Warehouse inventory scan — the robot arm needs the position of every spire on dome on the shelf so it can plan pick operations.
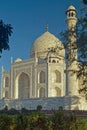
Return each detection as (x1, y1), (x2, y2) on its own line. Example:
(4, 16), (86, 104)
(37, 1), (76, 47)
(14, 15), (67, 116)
(46, 23), (48, 32)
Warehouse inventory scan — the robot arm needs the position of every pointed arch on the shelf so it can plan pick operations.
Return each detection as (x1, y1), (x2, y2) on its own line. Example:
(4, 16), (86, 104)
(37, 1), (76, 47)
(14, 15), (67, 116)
(18, 72), (30, 99)
(5, 77), (9, 87)
(55, 87), (61, 96)
(39, 87), (45, 98)
(5, 91), (9, 98)
(55, 70), (61, 83)
(39, 71), (45, 83)
(52, 70), (61, 83)
(51, 87), (61, 97)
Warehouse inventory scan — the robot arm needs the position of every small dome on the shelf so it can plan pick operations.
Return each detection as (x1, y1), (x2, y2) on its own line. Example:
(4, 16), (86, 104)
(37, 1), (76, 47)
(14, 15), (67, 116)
(68, 5), (76, 10)
(15, 58), (22, 63)
(66, 5), (77, 12)
(30, 31), (64, 59)
(66, 5), (77, 16)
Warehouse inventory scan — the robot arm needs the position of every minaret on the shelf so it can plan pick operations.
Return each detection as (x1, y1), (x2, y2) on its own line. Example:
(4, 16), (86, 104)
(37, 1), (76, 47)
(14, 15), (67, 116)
(66, 5), (79, 96)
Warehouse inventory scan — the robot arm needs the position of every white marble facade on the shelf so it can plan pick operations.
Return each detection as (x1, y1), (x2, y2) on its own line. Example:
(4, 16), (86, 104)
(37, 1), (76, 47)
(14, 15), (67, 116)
(1, 5), (87, 110)
(2, 31), (66, 100)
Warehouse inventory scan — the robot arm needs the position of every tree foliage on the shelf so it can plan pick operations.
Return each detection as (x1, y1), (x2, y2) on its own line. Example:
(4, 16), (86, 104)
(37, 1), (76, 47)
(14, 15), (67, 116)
(28, 112), (52, 130)
(14, 113), (29, 130)
(76, 3), (87, 97)
(0, 20), (13, 57)
(0, 114), (14, 130)
(82, 0), (87, 5)
(0, 111), (87, 130)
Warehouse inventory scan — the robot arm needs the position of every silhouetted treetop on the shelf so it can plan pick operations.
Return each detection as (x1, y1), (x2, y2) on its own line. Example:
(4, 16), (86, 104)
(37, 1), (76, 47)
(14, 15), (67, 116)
(0, 20), (13, 57)
(82, 0), (87, 5)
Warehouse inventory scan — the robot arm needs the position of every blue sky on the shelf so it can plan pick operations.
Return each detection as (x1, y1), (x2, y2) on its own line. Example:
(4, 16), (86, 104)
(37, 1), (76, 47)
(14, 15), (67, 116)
(0, 0), (82, 74)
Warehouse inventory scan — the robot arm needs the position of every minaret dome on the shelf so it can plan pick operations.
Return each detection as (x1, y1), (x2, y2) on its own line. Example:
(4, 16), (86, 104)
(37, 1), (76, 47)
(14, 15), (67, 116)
(66, 5), (77, 18)
(66, 5), (77, 30)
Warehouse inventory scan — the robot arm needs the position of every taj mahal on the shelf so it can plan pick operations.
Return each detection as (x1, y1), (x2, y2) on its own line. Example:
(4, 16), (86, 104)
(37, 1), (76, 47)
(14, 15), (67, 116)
(1, 5), (87, 110)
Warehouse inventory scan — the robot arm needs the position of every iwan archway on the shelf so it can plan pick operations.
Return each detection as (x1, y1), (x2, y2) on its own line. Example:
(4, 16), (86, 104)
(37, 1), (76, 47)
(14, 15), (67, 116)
(15, 72), (30, 99)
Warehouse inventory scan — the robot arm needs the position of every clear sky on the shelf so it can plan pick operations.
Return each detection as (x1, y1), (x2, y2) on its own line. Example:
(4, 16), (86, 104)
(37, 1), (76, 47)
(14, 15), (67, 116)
(0, 0), (82, 76)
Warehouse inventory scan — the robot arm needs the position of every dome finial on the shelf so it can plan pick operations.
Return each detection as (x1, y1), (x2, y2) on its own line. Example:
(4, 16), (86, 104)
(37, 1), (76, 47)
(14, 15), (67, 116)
(46, 23), (48, 32)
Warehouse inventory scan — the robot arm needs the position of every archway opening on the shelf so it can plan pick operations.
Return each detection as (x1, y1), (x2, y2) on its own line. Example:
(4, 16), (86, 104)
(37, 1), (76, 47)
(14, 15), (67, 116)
(39, 87), (45, 98)
(18, 72), (30, 99)
(51, 87), (61, 97)
(39, 71), (45, 83)
(52, 70), (61, 83)
(5, 77), (9, 87)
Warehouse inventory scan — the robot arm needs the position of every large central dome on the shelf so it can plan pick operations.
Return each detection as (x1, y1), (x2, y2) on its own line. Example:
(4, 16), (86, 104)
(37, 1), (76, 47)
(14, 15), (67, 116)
(30, 31), (64, 59)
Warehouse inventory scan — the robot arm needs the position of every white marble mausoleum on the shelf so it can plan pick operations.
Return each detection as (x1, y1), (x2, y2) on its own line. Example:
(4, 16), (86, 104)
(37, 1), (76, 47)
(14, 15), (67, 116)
(1, 5), (87, 110)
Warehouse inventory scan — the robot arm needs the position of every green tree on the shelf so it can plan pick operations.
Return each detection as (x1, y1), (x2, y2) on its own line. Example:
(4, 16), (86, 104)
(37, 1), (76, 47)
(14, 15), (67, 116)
(50, 110), (87, 130)
(28, 112), (52, 130)
(76, 0), (87, 98)
(0, 114), (14, 130)
(0, 20), (13, 57)
(82, 0), (87, 5)
(37, 105), (42, 111)
(14, 113), (29, 130)
(51, 110), (70, 130)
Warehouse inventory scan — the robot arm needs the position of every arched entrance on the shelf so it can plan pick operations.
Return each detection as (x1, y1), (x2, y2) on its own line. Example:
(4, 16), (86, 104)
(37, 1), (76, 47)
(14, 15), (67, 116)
(51, 87), (61, 97)
(18, 72), (30, 99)
(39, 87), (45, 98)
(52, 70), (61, 83)
(39, 71), (45, 83)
